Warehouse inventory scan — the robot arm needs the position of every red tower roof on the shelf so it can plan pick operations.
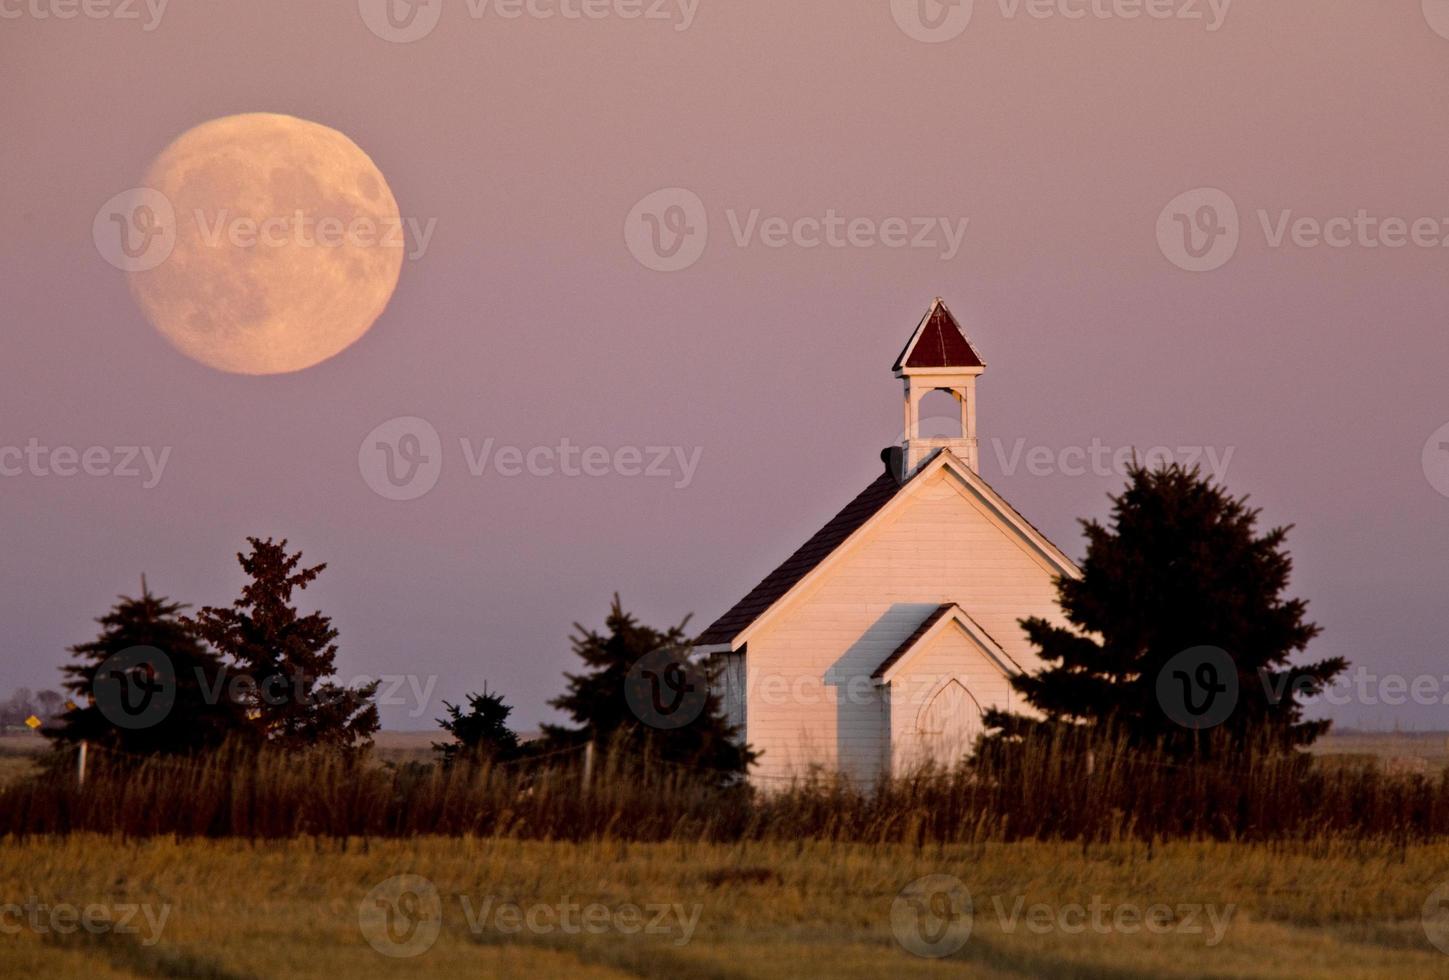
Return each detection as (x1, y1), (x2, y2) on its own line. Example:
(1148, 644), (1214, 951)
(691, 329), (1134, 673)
(893, 299), (985, 371)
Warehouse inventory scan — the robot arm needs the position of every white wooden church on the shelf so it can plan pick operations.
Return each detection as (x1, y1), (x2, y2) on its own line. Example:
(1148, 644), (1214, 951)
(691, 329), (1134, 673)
(695, 299), (1080, 784)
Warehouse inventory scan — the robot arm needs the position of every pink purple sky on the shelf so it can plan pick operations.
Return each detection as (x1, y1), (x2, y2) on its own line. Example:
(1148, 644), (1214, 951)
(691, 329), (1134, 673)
(2, 1), (1447, 729)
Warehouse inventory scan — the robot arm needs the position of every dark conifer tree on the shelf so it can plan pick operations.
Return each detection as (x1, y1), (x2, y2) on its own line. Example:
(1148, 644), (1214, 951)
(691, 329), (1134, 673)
(434, 686), (520, 766)
(188, 538), (379, 751)
(47, 582), (243, 755)
(985, 464), (1344, 758)
(542, 597), (756, 777)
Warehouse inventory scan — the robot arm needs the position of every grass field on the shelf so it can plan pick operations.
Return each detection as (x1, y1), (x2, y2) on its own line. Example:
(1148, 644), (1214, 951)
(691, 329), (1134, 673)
(7, 727), (1448, 781)
(0, 732), (44, 786)
(5, 730), (1449, 977)
(0, 730), (451, 787)
(3, 836), (1449, 978)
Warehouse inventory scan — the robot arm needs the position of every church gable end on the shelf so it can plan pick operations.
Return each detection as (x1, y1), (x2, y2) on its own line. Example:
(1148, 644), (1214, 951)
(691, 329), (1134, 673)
(694, 299), (1078, 783)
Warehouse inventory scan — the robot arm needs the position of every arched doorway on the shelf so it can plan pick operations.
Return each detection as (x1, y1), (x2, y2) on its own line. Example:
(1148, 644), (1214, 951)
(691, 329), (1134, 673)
(916, 680), (983, 769)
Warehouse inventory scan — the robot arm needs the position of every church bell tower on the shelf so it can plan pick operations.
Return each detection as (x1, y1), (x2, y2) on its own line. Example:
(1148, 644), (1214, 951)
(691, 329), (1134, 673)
(892, 298), (986, 480)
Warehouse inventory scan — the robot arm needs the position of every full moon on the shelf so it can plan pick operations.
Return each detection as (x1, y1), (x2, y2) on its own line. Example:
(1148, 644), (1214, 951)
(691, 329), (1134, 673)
(129, 113), (404, 375)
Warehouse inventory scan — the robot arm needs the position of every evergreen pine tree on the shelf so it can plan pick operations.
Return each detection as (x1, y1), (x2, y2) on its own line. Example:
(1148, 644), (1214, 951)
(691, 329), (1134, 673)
(433, 686), (520, 766)
(47, 581), (243, 756)
(541, 597), (756, 777)
(188, 538), (379, 751)
(984, 464), (1344, 758)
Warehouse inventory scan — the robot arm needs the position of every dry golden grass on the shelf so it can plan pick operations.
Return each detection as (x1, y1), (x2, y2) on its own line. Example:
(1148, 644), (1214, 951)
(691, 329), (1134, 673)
(5, 732), (1449, 976)
(1, 836), (1448, 978)
(9, 731), (1449, 843)
(0, 732), (43, 788)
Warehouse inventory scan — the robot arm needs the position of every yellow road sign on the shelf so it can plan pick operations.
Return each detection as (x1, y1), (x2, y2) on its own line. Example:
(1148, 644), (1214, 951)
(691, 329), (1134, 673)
(24, 715), (42, 730)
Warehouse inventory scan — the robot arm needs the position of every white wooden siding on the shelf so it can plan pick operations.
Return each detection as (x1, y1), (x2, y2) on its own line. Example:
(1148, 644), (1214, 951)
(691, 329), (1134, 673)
(741, 466), (1068, 784)
(885, 623), (1013, 776)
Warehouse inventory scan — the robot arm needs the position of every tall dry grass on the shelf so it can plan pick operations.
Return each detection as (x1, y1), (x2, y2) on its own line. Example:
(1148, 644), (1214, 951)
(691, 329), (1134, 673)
(3, 733), (1446, 843)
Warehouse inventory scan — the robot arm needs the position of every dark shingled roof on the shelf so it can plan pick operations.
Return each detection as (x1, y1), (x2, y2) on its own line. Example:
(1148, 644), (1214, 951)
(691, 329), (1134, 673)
(893, 302), (984, 371)
(695, 469), (905, 646)
(693, 445), (1073, 653)
(871, 604), (956, 679)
